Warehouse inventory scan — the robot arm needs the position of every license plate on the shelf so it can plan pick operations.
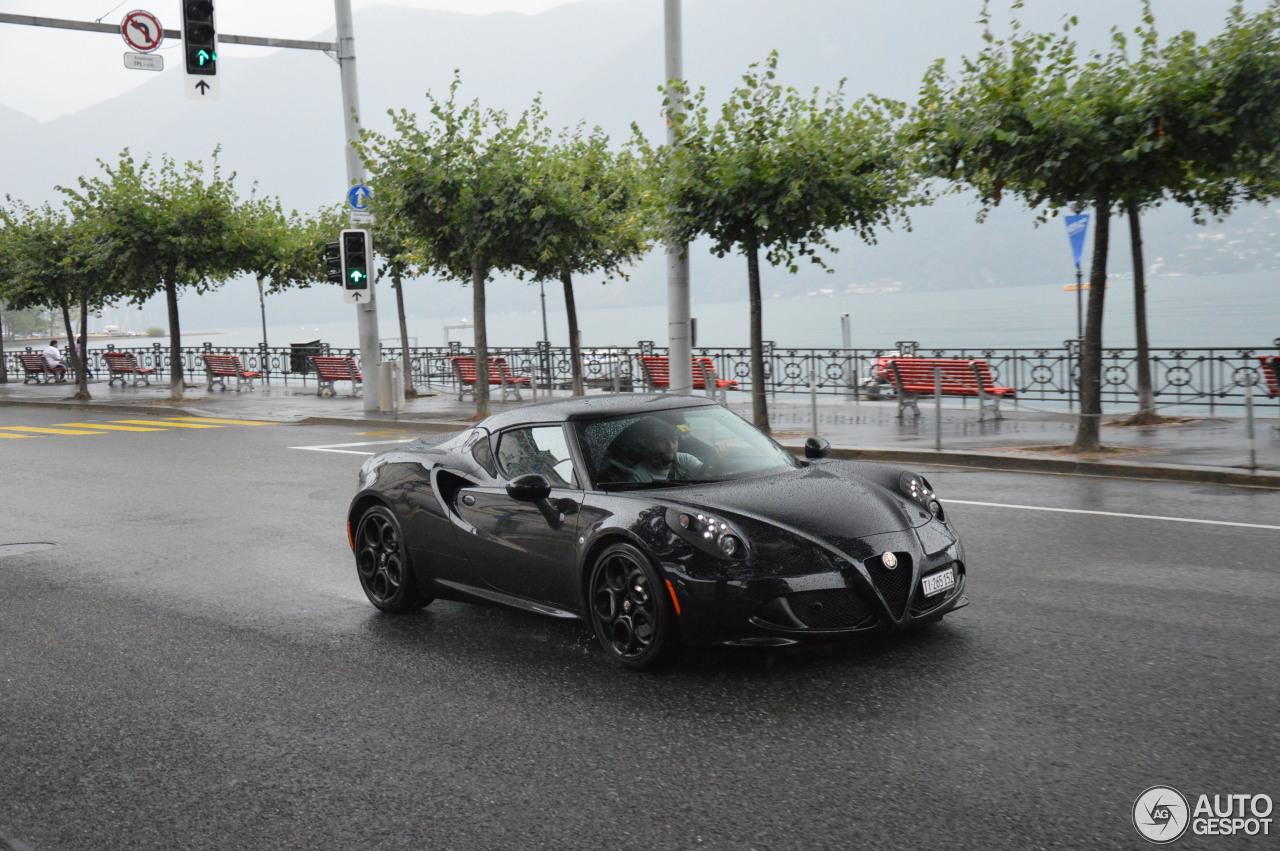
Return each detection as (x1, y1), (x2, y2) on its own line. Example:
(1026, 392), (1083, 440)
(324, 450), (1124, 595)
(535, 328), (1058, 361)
(921, 567), (955, 597)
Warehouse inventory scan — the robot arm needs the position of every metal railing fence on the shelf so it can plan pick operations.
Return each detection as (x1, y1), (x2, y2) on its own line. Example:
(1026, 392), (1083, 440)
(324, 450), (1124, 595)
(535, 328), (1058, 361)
(5, 338), (1278, 413)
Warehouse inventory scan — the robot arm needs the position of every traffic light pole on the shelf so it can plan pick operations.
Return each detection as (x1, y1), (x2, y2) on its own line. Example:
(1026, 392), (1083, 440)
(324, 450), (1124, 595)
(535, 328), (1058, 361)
(334, 0), (381, 413)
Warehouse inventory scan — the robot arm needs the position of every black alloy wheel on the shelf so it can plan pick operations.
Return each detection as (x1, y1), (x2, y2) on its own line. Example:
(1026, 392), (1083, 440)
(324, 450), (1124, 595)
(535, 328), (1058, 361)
(354, 506), (431, 613)
(588, 542), (676, 670)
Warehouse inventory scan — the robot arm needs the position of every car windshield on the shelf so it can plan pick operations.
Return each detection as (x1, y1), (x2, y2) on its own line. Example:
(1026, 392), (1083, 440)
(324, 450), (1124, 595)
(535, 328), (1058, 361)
(576, 405), (801, 489)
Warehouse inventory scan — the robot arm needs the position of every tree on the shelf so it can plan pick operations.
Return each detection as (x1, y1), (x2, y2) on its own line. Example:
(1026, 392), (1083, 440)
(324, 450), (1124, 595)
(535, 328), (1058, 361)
(518, 126), (651, 396)
(915, 10), (1138, 451)
(240, 201), (347, 351)
(0, 200), (110, 399)
(361, 79), (563, 417)
(369, 217), (429, 399)
(655, 53), (917, 433)
(60, 150), (261, 401)
(914, 3), (1280, 446)
(1095, 1), (1280, 424)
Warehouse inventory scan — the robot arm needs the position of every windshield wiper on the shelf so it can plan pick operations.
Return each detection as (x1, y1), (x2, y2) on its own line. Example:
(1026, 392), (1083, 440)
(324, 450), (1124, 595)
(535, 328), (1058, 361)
(597, 479), (697, 491)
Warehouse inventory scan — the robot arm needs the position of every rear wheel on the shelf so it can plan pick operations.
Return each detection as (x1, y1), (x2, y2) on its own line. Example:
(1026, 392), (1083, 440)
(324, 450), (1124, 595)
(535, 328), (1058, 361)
(354, 505), (431, 612)
(588, 543), (677, 670)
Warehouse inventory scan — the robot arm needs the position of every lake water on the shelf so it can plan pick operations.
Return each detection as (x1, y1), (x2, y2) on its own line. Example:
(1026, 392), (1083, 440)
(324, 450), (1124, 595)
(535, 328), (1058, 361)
(100, 270), (1279, 352)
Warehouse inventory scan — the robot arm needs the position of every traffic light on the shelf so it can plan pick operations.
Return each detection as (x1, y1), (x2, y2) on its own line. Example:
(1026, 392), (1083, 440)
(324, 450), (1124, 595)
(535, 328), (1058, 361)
(340, 229), (372, 291)
(323, 241), (342, 284)
(182, 0), (217, 76)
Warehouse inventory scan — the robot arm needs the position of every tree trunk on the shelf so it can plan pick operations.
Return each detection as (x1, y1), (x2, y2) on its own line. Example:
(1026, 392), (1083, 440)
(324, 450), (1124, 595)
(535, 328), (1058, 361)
(1071, 189), (1111, 453)
(393, 269), (417, 398)
(58, 301), (89, 401)
(1127, 203), (1158, 422)
(562, 271), (584, 396)
(164, 273), (184, 401)
(471, 254), (490, 419)
(746, 236), (770, 434)
(74, 294), (91, 400)
(0, 303), (8, 383)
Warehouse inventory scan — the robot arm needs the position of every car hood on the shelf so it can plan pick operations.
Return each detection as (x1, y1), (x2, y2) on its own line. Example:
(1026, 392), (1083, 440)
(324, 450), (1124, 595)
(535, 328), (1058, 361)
(658, 464), (930, 539)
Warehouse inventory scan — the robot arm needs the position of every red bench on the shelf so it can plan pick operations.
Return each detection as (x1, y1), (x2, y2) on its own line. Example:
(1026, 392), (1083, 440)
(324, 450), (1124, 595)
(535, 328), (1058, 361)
(202, 353), (261, 392)
(636, 356), (740, 400)
(885, 357), (1016, 421)
(19, 353), (67, 384)
(449, 356), (531, 402)
(1259, 356), (1280, 398)
(103, 352), (156, 387)
(310, 355), (362, 397)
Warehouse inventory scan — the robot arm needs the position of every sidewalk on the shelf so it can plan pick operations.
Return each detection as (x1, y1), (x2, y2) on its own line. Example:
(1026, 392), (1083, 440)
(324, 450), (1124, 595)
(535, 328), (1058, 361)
(3, 376), (1279, 488)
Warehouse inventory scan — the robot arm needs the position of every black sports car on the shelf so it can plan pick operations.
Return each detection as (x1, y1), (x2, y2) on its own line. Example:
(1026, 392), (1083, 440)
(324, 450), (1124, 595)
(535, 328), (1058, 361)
(348, 394), (968, 669)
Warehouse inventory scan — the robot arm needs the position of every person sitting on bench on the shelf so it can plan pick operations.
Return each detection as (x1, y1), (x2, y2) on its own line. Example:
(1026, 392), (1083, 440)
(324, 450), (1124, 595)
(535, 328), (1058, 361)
(42, 340), (67, 379)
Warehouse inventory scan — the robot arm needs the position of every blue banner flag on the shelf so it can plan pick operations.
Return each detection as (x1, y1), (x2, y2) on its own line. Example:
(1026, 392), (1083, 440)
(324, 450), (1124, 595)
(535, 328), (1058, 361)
(1064, 214), (1090, 268)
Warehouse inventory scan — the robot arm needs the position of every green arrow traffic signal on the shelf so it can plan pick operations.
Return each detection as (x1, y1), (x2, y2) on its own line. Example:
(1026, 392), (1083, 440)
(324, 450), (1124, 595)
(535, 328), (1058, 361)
(340, 229), (372, 291)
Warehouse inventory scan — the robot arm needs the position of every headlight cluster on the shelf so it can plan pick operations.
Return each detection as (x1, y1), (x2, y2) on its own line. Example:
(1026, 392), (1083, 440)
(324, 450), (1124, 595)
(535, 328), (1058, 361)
(900, 472), (945, 522)
(666, 508), (748, 559)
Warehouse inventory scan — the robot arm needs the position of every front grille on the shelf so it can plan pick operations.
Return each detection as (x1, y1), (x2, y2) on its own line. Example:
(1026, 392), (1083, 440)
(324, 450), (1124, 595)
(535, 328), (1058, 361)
(866, 552), (912, 620)
(785, 589), (873, 630)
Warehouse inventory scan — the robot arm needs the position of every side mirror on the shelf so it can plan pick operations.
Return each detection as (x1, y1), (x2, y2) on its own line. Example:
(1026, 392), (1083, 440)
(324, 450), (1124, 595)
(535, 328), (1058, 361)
(506, 473), (552, 502)
(804, 436), (831, 459)
(506, 473), (562, 529)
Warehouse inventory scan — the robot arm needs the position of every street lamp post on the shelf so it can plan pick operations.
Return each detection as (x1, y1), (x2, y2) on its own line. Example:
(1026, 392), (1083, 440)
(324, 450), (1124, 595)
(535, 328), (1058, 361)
(664, 0), (692, 396)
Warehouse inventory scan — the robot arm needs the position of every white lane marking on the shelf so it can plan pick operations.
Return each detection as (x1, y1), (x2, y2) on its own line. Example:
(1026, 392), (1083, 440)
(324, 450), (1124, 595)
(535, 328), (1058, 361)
(289, 439), (416, 456)
(949, 499), (1280, 532)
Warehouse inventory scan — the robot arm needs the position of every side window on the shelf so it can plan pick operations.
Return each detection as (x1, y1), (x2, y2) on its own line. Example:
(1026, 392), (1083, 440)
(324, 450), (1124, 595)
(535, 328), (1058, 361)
(496, 426), (577, 488)
(465, 429), (498, 477)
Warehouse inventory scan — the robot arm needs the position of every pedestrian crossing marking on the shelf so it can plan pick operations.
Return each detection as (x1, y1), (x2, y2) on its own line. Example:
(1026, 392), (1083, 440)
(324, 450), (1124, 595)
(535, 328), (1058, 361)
(55, 422), (166, 432)
(167, 417), (276, 426)
(0, 425), (106, 435)
(111, 420), (222, 429)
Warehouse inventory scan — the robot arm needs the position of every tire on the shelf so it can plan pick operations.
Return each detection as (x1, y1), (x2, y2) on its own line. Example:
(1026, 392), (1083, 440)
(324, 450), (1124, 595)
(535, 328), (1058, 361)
(353, 505), (432, 613)
(588, 542), (678, 670)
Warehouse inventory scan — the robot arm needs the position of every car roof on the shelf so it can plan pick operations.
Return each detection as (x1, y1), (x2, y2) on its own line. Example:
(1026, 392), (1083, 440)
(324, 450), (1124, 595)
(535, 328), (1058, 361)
(479, 393), (720, 430)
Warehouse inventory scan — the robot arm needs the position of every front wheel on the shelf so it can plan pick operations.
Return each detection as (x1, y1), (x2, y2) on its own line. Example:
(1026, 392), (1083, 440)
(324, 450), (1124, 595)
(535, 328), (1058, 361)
(588, 543), (678, 670)
(353, 505), (431, 613)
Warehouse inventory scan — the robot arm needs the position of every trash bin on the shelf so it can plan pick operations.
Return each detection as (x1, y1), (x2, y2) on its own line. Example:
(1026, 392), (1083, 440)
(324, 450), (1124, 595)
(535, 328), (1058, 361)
(290, 340), (324, 374)
(378, 361), (403, 414)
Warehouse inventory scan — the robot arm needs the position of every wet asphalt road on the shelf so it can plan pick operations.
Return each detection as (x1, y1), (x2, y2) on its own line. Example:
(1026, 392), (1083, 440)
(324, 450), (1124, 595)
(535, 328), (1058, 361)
(1, 407), (1277, 850)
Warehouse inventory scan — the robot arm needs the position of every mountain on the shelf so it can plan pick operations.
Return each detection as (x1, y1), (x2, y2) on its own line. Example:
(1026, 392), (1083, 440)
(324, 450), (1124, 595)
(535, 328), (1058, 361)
(3, 0), (1274, 333)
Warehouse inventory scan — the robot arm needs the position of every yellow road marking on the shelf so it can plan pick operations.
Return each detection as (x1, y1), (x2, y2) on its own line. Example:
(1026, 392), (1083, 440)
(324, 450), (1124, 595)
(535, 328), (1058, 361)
(0, 432), (33, 438)
(55, 422), (166, 432)
(0, 425), (105, 435)
(166, 417), (275, 426)
(111, 420), (221, 429)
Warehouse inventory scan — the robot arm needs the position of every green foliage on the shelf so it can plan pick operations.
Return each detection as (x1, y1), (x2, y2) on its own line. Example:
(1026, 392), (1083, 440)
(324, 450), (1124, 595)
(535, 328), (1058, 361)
(59, 149), (259, 302)
(657, 51), (918, 269)
(360, 76), (561, 284)
(516, 125), (652, 284)
(145, 326), (165, 337)
(0, 199), (109, 317)
(248, 202), (347, 294)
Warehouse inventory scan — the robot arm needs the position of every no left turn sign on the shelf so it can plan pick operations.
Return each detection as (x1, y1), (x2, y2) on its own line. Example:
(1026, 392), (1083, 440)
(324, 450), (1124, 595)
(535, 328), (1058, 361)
(121, 10), (163, 53)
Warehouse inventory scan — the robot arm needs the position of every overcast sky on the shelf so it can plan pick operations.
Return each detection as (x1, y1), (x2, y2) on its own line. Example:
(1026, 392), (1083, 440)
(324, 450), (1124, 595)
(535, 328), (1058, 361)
(0, 0), (619, 121)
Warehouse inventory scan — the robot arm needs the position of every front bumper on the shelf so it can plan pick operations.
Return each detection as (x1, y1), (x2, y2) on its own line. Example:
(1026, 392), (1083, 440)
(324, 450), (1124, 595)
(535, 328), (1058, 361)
(663, 525), (966, 648)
